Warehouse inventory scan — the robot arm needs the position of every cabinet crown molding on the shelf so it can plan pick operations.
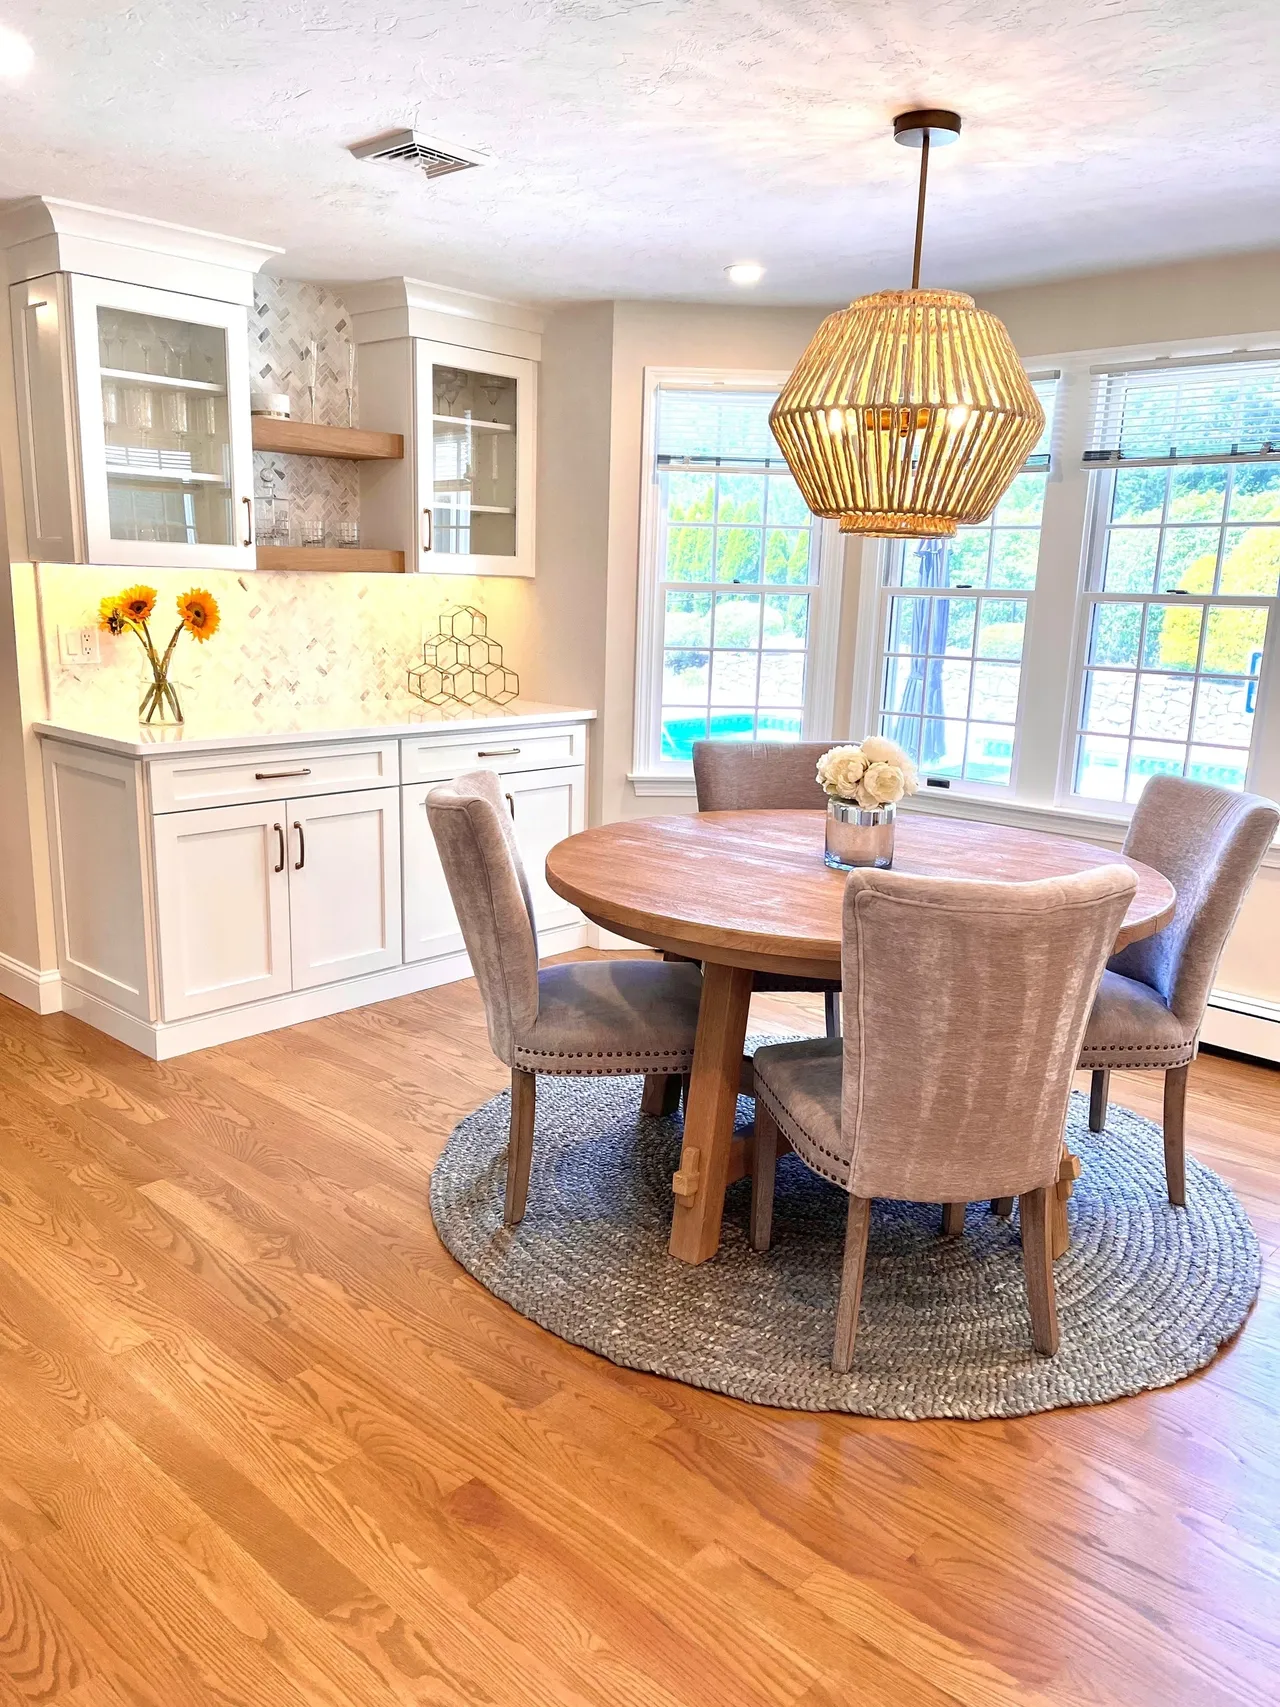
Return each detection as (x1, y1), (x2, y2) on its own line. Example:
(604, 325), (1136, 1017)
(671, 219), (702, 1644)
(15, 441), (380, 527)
(342, 275), (543, 361)
(0, 197), (282, 305)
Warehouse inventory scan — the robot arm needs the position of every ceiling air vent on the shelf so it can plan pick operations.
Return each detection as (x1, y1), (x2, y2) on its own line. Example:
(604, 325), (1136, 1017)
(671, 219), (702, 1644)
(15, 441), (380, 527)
(349, 128), (487, 180)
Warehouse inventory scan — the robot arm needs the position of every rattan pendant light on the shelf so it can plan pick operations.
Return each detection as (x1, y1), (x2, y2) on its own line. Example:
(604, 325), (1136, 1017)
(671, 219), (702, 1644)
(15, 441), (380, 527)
(770, 110), (1044, 538)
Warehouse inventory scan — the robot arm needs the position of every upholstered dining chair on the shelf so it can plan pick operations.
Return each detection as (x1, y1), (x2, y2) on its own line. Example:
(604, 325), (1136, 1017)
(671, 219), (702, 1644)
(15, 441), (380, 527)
(1080, 775), (1279, 1206)
(427, 771), (703, 1225)
(750, 863), (1137, 1369)
(692, 739), (842, 1037)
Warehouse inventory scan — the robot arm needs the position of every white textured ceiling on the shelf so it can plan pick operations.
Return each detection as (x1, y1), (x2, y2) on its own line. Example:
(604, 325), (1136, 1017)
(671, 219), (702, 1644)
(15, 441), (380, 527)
(3, 1), (1279, 304)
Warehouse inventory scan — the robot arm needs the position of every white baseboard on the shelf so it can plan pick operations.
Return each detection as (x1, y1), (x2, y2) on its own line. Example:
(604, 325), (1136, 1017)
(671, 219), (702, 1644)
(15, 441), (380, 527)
(55, 921), (587, 1060)
(1202, 989), (1280, 1065)
(0, 951), (62, 1015)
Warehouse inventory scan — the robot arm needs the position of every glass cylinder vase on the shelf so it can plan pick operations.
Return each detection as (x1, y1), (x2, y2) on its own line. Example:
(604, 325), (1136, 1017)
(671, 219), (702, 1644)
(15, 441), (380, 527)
(824, 798), (895, 870)
(139, 662), (184, 726)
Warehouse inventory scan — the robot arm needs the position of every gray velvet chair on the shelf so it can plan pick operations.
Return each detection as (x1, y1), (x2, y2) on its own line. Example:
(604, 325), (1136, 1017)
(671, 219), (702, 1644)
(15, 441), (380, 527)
(692, 739), (842, 1036)
(426, 771), (703, 1224)
(750, 863), (1137, 1370)
(1080, 775), (1279, 1205)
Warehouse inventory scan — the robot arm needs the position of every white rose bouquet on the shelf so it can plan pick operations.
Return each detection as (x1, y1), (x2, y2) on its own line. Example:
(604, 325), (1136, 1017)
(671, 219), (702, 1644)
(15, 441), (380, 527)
(816, 737), (918, 812)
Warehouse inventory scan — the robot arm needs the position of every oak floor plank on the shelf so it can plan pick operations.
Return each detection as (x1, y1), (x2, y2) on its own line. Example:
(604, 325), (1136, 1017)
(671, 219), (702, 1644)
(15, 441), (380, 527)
(0, 969), (1275, 1705)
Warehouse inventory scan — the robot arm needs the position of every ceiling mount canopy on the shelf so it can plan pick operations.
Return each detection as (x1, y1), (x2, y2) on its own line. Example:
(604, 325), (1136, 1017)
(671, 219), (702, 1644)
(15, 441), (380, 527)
(770, 109), (1044, 538)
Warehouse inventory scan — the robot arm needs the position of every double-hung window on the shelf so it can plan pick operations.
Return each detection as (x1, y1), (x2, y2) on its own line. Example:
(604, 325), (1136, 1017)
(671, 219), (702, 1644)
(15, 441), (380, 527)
(634, 376), (839, 778)
(1073, 358), (1280, 805)
(873, 377), (1059, 790)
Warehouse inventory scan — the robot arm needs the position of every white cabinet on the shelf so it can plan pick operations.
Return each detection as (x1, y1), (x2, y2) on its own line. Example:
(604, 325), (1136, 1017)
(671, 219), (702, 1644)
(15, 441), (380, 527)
(152, 801), (292, 1020)
(288, 788), (402, 991)
(9, 272), (256, 570)
(38, 711), (590, 1058)
(357, 334), (537, 578)
(402, 762), (585, 963)
(153, 788), (402, 1019)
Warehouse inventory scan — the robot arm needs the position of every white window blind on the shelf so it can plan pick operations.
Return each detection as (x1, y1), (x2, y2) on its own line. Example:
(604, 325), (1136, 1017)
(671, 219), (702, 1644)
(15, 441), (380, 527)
(655, 388), (788, 470)
(1084, 356), (1280, 468)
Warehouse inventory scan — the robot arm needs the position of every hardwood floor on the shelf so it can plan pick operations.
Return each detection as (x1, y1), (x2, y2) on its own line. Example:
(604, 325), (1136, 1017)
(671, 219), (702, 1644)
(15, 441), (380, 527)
(0, 954), (1276, 1706)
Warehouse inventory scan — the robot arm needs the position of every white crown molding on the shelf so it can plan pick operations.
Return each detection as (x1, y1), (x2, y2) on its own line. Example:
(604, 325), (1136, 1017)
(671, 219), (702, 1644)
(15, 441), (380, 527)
(0, 196), (282, 306)
(343, 275), (543, 360)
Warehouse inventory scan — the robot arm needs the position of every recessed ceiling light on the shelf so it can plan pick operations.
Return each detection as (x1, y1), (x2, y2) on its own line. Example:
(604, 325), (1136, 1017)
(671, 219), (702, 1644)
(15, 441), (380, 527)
(0, 25), (33, 78)
(725, 262), (764, 287)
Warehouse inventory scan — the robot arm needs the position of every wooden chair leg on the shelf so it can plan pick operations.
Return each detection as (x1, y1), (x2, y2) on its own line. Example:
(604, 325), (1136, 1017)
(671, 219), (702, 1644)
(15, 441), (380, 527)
(941, 1202), (967, 1237)
(1018, 1186), (1059, 1356)
(750, 1104), (780, 1252)
(833, 1195), (872, 1374)
(641, 1072), (682, 1116)
(823, 989), (839, 1039)
(1163, 1064), (1189, 1208)
(1088, 1068), (1110, 1133)
(991, 1197), (1015, 1218)
(505, 1068), (537, 1226)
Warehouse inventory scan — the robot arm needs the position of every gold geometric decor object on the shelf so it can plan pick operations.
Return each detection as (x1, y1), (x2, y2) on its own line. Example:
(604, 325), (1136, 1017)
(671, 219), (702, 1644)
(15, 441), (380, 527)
(408, 605), (519, 709)
(770, 110), (1044, 539)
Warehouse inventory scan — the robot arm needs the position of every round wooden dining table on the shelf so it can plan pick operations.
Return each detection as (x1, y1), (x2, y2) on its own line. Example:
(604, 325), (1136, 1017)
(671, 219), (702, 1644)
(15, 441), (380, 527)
(545, 810), (1176, 1266)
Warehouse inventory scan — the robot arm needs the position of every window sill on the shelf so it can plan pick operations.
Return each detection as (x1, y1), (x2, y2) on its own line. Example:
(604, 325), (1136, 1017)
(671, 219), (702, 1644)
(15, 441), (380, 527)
(630, 770), (1280, 867)
(901, 790), (1280, 867)
(629, 772), (698, 798)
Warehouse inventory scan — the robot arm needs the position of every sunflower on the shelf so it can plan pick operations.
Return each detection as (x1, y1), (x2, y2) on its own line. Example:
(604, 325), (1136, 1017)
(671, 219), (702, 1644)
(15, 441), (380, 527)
(118, 585), (157, 625)
(177, 589), (220, 642)
(97, 594), (127, 635)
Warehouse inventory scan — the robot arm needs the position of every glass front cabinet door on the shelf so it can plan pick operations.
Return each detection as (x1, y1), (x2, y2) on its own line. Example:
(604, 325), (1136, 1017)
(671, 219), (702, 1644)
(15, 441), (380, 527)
(10, 272), (255, 570)
(413, 339), (535, 576)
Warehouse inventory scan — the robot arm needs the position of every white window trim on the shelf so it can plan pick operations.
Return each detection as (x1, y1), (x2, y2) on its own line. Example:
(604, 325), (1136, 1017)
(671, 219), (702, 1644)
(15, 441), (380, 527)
(848, 331), (1280, 844)
(630, 365), (844, 787)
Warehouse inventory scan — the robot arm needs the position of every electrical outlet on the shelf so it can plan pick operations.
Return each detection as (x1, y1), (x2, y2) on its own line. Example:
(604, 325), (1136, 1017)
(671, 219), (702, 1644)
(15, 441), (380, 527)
(61, 625), (100, 665)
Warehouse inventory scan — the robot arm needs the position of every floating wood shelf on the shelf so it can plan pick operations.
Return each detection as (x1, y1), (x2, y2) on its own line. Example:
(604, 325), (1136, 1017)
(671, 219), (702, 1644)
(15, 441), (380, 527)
(250, 418), (404, 460)
(255, 545), (405, 573)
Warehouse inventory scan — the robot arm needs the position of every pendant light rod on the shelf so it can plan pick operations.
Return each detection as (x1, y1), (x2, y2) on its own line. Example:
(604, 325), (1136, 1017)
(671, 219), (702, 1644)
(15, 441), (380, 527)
(892, 108), (962, 290)
(911, 133), (930, 290)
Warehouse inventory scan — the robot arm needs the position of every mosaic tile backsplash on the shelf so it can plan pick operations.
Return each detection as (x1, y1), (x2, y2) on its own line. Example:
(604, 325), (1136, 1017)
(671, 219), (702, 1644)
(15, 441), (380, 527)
(250, 276), (359, 545)
(40, 562), (534, 727)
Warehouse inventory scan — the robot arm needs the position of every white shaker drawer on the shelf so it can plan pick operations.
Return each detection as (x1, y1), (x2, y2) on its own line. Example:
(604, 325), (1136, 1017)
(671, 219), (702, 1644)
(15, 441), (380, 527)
(400, 722), (586, 785)
(148, 740), (401, 813)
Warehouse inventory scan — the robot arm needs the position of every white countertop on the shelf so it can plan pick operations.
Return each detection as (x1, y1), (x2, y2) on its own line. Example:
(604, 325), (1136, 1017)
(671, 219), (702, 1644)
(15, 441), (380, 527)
(35, 699), (597, 759)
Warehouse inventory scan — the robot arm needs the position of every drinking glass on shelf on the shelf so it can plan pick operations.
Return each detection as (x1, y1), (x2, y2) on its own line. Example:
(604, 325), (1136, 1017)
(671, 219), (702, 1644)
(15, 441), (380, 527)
(301, 521), (326, 548)
(124, 385), (153, 446)
(102, 379), (120, 432)
(161, 389), (189, 444)
(335, 520), (359, 548)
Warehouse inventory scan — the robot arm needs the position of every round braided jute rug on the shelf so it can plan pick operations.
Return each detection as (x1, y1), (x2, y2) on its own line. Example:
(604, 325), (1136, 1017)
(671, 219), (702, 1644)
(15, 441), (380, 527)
(430, 1046), (1261, 1418)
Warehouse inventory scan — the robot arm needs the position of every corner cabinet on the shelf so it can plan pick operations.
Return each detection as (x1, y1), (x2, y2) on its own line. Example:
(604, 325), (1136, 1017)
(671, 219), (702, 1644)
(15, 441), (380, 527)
(38, 714), (590, 1058)
(10, 273), (256, 569)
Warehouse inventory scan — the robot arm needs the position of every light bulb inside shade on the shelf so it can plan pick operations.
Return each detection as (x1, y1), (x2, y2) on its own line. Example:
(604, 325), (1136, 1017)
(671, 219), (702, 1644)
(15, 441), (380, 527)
(947, 404), (973, 429)
(724, 261), (764, 287)
(0, 25), (33, 77)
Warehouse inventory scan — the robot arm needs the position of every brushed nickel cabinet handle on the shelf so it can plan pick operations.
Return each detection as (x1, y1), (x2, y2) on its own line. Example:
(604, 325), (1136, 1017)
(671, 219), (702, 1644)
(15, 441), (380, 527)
(293, 820), (305, 871)
(242, 494), (254, 547)
(421, 507), (433, 551)
(273, 823), (285, 873)
(255, 767), (312, 780)
(478, 747), (521, 758)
